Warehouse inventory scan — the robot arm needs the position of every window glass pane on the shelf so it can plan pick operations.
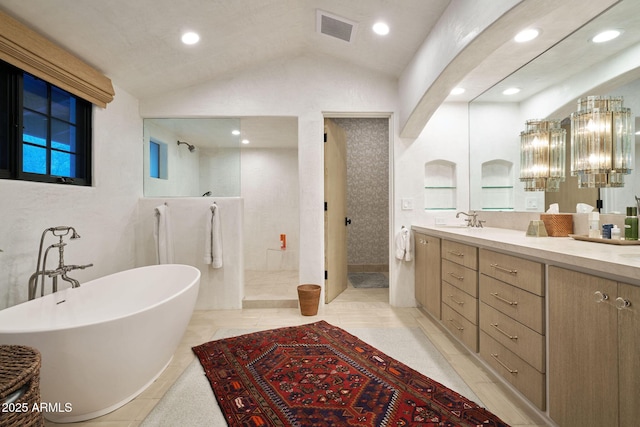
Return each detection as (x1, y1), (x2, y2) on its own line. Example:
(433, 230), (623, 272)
(51, 119), (76, 152)
(150, 141), (159, 178)
(23, 144), (46, 174)
(51, 151), (75, 177)
(52, 86), (76, 123)
(23, 110), (48, 146)
(23, 74), (48, 113)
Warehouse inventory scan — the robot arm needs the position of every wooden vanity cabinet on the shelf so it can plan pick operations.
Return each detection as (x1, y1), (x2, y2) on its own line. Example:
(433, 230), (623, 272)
(548, 266), (640, 427)
(479, 249), (546, 410)
(441, 240), (478, 351)
(414, 232), (441, 319)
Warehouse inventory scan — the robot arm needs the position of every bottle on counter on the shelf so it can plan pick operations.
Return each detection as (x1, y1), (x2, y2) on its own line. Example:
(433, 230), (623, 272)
(588, 212), (600, 238)
(624, 207), (638, 240)
(611, 225), (621, 240)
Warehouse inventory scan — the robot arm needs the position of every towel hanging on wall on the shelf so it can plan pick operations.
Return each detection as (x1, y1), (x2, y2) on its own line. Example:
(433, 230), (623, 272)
(204, 203), (223, 268)
(154, 203), (175, 264)
(394, 226), (412, 261)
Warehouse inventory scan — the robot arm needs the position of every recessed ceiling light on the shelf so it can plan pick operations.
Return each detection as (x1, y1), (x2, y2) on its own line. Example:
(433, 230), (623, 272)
(241, 139), (250, 145)
(502, 87), (521, 95)
(372, 22), (389, 36)
(514, 28), (540, 43)
(181, 31), (200, 45)
(592, 29), (621, 43)
(231, 130), (240, 136)
(450, 87), (465, 95)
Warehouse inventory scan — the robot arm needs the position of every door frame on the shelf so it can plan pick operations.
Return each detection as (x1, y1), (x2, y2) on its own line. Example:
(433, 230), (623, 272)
(322, 112), (394, 303)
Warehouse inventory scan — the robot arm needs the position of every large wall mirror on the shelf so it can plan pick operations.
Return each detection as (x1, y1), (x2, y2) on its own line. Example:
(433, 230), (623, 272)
(470, 1), (640, 214)
(143, 116), (300, 275)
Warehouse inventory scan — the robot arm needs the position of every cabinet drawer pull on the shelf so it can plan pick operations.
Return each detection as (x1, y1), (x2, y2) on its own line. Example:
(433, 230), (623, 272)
(491, 353), (518, 374)
(491, 323), (518, 340)
(615, 297), (631, 310)
(447, 272), (464, 281)
(490, 263), (518, 274)
(448, 295), (464, 306)
(448, 318), (464, 331)
(447, 250), (464, 258)
(594, 291), (609, 303)
(490, 292), (518, 306)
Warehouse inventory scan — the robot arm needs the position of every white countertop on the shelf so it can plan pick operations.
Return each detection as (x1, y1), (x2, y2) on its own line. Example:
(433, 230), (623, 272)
(412, 225), (640, 286)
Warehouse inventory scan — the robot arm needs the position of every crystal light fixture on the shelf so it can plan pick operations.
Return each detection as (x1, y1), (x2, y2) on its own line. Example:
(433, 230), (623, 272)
(519, 119), (566, 191)
(570, 96), (633, 188)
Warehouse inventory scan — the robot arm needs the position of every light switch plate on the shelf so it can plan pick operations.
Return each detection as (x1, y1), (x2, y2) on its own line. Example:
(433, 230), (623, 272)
(401, 198), (414, 210)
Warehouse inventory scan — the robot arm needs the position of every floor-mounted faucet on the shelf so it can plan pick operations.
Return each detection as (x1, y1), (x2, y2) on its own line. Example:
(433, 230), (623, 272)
(28, 226), (93, 300)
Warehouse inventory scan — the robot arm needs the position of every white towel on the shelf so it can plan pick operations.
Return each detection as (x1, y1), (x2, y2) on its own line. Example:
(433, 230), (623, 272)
(403, 228), (412, 261)
(154, 204), (174, 264)
(394, 227), (412, 261)
(204, 203), (223, 268)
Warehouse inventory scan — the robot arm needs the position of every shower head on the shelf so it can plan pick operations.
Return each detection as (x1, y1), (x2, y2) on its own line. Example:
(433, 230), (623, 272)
(177, 140), (196, 152)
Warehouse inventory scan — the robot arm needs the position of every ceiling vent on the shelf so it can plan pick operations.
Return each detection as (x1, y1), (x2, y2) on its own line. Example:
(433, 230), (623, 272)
(317, 10), (358, 43)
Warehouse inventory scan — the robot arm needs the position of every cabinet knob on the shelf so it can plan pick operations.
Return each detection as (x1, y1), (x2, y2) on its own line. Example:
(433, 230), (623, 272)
(594, 291), (609, 303)
(615, 297), (631, 310)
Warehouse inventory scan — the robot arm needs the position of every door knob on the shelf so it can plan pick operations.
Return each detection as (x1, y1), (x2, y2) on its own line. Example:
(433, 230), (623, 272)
(345, 217), (352, 226)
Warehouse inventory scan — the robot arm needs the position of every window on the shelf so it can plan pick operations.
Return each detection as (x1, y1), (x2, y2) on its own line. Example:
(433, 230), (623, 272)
(149, 138), (168, 180)
(0, 59), (92, 185)
(150, 141), (160, 178)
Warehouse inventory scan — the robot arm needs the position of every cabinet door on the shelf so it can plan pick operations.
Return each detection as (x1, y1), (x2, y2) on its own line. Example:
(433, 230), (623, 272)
(414, 232), (427, 307)
(424, 235), (441, 319)
(414, 232), (441, 319)
(618, 282), (640, 425)
(548, 266), (618, 426)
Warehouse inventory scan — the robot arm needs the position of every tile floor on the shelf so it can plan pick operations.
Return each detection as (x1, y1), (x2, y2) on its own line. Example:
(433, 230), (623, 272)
(44, 276), (552, 427)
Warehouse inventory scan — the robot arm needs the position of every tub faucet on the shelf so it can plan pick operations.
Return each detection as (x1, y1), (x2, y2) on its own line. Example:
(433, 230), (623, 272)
(456, 211), (485, 228)
(28, 226), (93, 300)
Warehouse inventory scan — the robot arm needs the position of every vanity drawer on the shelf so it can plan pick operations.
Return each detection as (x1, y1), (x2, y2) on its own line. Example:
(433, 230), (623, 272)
(441, 258), (478, 297)
(479, 275), (544, 334)
(442, 281), (478, 325)
(442, 240), (477, 270)
(442, 303), (478, 352)
(480, 331), (546, 410)
(479, 249), (543, 296)
(480, 302), (545, 372)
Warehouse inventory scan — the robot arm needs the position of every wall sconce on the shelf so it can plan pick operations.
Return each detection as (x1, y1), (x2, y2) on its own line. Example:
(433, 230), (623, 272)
(570, 96), (633, 188)
(519, 119), (566, 191)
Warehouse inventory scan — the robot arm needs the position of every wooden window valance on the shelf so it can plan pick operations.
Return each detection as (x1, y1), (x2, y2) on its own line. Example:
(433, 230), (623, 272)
(0, 11), (114, 108)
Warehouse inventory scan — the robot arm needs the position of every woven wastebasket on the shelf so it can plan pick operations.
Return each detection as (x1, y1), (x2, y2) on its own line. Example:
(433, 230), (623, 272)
(297, 284), (321, 316)
(0, 345), (44, 427)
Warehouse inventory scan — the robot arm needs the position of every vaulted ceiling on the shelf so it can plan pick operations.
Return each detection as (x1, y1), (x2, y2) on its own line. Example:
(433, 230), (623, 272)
(0, 0), (450, 100)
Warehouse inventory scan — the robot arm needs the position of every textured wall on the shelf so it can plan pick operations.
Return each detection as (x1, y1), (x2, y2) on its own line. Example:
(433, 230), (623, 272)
(333, 118), (389, 267)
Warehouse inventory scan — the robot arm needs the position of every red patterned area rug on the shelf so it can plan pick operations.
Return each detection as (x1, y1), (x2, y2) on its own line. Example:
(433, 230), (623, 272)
(193, 321), (509, 427)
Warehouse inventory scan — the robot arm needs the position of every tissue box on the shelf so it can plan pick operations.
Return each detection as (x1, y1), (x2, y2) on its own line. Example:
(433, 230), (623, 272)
(540, 213), (574, 237)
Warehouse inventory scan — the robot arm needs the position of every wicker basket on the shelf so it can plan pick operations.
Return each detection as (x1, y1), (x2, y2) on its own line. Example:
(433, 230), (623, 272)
(297, 284), (321, 316)
(0, 345), (44, 427)
(540, 213), (574, 237)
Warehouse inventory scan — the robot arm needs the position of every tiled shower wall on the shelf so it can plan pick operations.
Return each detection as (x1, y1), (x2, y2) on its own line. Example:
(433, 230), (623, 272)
(333, 118), (389, 272)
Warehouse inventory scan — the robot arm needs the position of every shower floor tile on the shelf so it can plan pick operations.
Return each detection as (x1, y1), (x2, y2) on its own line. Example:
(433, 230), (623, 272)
(243, 270), (299, 308)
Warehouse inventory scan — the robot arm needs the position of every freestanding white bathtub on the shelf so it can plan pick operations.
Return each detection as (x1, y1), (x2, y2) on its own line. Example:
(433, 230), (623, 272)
(0, 264), (200, 423)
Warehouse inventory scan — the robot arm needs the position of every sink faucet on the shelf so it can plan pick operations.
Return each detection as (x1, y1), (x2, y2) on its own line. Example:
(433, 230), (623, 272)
(456, 211), (485, 228)
(28, 226), (93, 300)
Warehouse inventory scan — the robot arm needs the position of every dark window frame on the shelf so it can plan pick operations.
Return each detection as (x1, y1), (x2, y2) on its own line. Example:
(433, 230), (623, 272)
(0, 59), (92, 186)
